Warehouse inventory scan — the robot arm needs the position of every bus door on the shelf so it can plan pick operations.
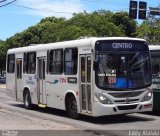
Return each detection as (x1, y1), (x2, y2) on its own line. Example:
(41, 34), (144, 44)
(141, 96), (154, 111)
(16, 58), (22, 100)
(37, 57), (46, 104)
(80, 55), (92, 113)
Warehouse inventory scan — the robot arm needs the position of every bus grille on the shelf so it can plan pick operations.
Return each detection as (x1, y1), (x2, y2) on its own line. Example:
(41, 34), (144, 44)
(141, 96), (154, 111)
(114, 99), (139, 104)
(117, 105), (137, 110)
(108, 91), (144, 98)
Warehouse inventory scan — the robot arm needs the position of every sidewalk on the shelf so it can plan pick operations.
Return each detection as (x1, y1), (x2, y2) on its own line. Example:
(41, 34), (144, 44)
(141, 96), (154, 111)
(0, 84), (6, 89)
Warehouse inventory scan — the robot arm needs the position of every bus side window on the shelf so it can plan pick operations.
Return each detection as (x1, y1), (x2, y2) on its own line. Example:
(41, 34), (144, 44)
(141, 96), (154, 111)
(7, 54), (15, 73)
(64, 48), (78, 75)
(23, 53), (27, 74)
(49, 49), (63, 74)
(47, 50), (49, 74)
(26, 52), (36, 74)
(151, 57), (160, 75)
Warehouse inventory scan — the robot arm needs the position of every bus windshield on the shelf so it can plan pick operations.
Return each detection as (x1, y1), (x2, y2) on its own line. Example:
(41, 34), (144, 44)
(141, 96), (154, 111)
(95, 40), (152, 90)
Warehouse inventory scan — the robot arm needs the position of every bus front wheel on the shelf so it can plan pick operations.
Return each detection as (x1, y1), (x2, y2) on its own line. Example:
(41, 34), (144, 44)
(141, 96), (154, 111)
(23, 91), (32, 109)
(66, 95), (79, 119)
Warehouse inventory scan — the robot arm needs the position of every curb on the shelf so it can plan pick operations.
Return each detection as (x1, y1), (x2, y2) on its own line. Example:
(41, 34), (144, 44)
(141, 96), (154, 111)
(0, 84), (6, 89)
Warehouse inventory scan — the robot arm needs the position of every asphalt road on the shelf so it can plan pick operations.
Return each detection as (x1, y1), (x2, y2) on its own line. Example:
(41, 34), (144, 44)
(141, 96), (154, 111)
(0, 87), (160, 136)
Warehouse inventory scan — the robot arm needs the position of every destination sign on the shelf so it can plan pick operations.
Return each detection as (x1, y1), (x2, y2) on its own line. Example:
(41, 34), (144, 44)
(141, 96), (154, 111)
(112, 43), (132, 49)
(95, 40), (148, 51)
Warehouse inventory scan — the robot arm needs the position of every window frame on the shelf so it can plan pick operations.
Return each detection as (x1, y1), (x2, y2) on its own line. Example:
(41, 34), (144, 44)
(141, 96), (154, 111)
(49, 49), (63, 75)
(7, 54), (15, 74)
(64, 48), (78, 75)
(23, 53), (27, 74)
(23, 52), (36, 74)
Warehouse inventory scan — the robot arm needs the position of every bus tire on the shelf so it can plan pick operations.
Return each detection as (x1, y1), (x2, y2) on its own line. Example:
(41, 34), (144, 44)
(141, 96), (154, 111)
(66, 95), (79, 119)
(23, 90), (32, 110)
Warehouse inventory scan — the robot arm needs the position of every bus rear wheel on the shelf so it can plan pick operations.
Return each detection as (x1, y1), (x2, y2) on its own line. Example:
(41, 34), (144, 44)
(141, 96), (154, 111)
(66, 95), (79, 119)
(24, 91), (32, 109)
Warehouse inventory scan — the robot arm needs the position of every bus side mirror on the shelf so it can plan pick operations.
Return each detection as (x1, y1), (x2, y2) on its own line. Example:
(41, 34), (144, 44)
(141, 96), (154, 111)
(93, 61), (97, 71)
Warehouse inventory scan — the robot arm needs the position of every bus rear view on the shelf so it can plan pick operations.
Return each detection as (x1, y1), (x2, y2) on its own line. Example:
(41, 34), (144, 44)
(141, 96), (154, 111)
(92, 38), (152, 116)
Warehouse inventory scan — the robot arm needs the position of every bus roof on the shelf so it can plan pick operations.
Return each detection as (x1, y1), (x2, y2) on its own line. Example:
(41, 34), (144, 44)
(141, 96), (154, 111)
(7, 37), (146, 54)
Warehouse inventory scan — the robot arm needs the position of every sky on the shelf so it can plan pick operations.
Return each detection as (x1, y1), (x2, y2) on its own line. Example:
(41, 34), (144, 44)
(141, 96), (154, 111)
(0, 0), (160, 40)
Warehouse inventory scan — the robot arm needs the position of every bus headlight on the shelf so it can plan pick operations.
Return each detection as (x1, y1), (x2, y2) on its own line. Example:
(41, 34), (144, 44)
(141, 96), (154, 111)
(141, 90), (152, 102)
(95, 93), (113, 104)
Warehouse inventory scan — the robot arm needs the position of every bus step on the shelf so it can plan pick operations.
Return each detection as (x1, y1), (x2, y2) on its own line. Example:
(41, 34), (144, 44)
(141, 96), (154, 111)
(38, 104), (46, 108)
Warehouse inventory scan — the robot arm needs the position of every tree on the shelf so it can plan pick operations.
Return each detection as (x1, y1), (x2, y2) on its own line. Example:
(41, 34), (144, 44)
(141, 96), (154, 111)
(0, 42), (7, 71)
(69, 11), (124, 37)
(0, 10), (138, 70)
(111, 12), (137, 37)
(136, 15), (160, 44)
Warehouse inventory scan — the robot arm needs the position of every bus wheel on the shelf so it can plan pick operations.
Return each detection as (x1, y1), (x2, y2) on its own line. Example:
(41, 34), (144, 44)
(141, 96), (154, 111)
(24, 91), (32, 109)
(66, 95), (79, 119)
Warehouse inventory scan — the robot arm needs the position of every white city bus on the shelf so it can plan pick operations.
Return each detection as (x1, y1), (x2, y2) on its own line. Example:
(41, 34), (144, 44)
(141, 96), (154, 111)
(6, 37), (153, 118)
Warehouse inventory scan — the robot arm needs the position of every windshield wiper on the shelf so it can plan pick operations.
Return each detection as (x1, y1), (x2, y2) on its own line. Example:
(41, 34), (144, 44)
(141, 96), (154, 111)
(129, 52), (140, 64)
(131, 57), (149, 70)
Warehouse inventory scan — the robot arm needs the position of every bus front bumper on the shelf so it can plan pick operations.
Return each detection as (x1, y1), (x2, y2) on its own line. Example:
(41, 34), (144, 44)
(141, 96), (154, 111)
(92, 101), (152, 117)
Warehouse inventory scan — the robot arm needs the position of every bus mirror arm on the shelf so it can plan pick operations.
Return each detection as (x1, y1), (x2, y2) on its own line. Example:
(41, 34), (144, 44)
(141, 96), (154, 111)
(91, 49), (98, 61)
(93, 61), (97, 71)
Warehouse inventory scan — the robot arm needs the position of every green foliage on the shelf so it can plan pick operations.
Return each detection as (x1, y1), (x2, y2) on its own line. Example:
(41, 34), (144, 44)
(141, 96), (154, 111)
(111, 12), (137, 37)
(0, 40), (4, 44)
(136, 16), (160, 44)
(0, 42), (7, 70)
(0, 10), (138, 70)
(69, 11), (123, 37)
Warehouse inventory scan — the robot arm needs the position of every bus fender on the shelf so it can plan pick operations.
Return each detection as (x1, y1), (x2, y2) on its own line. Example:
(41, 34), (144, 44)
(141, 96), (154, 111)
(23, 86), (31, 98)
(64, 90), (80, 113)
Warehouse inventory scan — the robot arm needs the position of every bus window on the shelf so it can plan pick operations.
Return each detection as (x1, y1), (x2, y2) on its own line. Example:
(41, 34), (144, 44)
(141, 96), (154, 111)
(49, 49), (63, 74)
(26, 52), (36, 74)
(95, 40), (152, 90)
(81, 57), (85, 82)
(7, 54), (15, 73)
(47, 50), (49, 74)
(23, 53), (27, 74)
(64, 48), (78, 75)
(151, 57), (160, 75)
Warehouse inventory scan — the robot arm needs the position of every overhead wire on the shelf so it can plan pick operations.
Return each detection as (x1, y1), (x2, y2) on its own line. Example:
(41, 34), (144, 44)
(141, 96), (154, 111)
(0, 0), (157, 14)
(0, 0), (17, 8)
(80, 0), (129, 7)
(13, 3), (129, 15)
(1, 0), (130, 16)
(0, 0), (7, 3)
(12, 3), (75, 14)
(80, 0), (160, 10)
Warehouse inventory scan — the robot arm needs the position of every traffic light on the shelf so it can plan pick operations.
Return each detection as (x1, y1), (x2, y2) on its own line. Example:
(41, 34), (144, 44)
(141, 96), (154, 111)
(138, 1), (147, 19)
(129, 1), (138, 19)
